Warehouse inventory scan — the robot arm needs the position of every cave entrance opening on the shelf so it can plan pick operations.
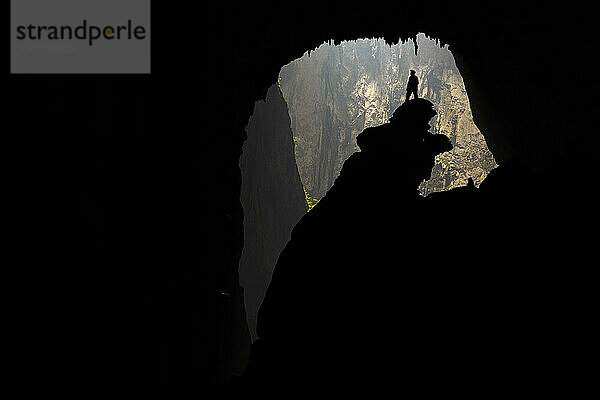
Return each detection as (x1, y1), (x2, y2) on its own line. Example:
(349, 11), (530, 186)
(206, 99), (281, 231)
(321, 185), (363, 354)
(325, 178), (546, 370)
(279, 33), (497, 209)
(239, 33), (497, 341)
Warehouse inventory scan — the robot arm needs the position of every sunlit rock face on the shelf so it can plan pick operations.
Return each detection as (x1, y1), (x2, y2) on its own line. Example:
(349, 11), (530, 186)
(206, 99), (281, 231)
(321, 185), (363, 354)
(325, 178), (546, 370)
(279, 33), (497, 200)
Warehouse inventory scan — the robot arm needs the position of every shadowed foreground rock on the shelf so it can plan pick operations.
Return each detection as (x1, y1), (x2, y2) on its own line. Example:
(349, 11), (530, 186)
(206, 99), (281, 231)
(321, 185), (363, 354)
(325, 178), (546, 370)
(231, 99), (593, 396)
(240, 85), (308, 341)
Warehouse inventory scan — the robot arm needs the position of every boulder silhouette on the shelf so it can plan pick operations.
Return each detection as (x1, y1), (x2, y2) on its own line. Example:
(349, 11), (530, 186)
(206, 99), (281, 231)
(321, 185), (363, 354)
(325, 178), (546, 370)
(235, 99), (590, 396)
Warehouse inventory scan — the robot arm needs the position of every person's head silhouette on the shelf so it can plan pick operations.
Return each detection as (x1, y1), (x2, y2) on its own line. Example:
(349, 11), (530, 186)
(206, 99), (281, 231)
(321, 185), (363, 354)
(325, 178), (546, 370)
(410, 70), (416, 75)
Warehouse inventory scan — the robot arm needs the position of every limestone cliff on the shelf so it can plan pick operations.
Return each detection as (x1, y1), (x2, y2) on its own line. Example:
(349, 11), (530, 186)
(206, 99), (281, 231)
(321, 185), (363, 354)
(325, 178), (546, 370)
(239, 85), (308, 340)
(279, 34), (496, 200)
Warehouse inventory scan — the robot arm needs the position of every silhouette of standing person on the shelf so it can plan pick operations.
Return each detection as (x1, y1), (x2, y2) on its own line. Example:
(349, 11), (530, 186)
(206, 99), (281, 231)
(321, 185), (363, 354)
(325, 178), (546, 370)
(405, 70), (419, 102)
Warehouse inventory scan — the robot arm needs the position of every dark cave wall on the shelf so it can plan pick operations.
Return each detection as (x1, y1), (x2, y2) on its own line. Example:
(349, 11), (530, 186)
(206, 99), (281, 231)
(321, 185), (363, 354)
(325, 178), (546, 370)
(220, 2), (597, 386)
(240, 84), (308, 341)
(13, 1), (597, 393)
(448, 26), (593, 172)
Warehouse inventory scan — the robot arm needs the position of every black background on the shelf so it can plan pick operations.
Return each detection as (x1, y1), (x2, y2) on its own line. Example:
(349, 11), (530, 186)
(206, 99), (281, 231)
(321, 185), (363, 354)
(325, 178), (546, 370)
(9, 1), (598, 395)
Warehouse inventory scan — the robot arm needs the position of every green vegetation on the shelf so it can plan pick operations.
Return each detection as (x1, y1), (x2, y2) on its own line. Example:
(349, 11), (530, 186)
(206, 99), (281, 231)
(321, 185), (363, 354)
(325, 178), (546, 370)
(303, 186), (320, 211)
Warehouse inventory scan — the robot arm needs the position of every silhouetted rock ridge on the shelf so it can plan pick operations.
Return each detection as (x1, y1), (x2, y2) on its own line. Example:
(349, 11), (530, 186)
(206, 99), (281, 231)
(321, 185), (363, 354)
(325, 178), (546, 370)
(235, 97), (593, 396)
(240, 99), (467, 394)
